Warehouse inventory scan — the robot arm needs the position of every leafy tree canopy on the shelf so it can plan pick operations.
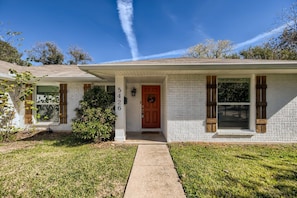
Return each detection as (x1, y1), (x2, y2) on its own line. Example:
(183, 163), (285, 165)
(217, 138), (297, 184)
(68, 46), (92, 65)
(27, 41), (64, 65)
(240, 2), (297, 60)
(0, 40), (26, 65)
(0, 26), (30, 66)
(187, 39), (234, 59)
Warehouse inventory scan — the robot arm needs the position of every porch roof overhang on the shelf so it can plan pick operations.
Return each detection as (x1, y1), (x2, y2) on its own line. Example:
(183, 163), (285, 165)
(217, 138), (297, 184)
(78, 58), (297, 81)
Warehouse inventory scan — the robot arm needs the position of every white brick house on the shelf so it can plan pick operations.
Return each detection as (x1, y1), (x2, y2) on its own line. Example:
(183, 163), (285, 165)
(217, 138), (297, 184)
(1, 58), (297, 142)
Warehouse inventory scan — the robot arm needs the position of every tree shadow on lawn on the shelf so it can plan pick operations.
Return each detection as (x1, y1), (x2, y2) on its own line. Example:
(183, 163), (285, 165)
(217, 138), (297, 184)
(21, 130), (116, 147)
(262, 163), (297, 196)
(210, 160), (297, 197)
(214, 172), (296, 198)
(21, 131), (91, 147)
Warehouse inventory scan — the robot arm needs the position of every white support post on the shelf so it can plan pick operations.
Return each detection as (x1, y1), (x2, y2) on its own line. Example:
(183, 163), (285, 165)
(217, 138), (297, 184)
(115, 75), (126, 141)
(250, 74), (256, 131)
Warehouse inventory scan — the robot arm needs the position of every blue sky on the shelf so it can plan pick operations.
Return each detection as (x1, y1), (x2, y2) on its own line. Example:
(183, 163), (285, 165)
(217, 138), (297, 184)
(0, 0), (295, 64)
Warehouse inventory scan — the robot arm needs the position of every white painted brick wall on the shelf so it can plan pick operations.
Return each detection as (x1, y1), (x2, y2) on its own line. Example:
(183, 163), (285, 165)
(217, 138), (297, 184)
(166, 74), (206, 142)
(126, 83), (142, 132)
(166, 74), (297, 142)
(262, 74), (297, 141)
(162, 79), (168, 139)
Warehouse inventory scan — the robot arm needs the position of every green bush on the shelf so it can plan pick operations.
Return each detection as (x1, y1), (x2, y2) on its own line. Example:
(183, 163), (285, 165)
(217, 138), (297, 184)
(72, 87), (116, 142)
(0, 69), (39, 142)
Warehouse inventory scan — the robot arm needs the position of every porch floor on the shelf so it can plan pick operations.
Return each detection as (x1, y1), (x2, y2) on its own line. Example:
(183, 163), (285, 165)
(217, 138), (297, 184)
(124, 132), (167, 144)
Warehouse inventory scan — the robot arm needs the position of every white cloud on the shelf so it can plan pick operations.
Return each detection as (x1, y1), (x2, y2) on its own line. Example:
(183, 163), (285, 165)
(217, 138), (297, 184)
(117, 0), (139, 60)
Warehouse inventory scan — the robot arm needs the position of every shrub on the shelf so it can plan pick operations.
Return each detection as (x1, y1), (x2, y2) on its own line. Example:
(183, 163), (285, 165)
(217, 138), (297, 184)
(72, 87), (116, 142)
(0, 69), (39, 142)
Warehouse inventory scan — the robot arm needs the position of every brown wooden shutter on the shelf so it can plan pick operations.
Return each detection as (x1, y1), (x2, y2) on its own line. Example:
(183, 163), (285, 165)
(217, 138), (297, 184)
(24, 84), (33, 124)
(256, 76), (267, 133)
(206, 76), (217, 132)
(84, 84), (91, 94)
(60, 84), (67, 124)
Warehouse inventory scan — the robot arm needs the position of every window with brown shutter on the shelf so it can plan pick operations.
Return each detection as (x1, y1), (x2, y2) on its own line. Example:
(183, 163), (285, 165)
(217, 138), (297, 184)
(206, 76), (217, 132)
(60, 84), (67, 124)
(256, 76), (267, 133)
(24, 84), (33, 124)
(84, 84), (91, 94)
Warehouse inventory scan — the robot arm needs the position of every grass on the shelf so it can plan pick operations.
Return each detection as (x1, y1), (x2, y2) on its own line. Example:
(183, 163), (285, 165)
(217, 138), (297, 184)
(169, 143), (297, 198)
(0, 133), (137, 198)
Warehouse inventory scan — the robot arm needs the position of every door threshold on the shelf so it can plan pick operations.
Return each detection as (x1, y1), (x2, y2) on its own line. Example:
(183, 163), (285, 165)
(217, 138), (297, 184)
(141, 129), (162, 133)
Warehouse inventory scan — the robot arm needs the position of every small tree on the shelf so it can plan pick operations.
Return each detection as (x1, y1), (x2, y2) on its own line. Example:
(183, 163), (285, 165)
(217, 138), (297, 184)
(27, 41), (64, 65)
(187, 39), (233, 58)
(240, 2), (297, 60)
(72, 87), (116, 142)
(0, 29), (30, 66)
(68, 46), (92, 65)
(0, 69), (39, 141)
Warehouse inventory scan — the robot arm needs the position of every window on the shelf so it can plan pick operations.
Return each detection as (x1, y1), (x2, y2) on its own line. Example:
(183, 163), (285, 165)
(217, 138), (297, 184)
(107, 85), (115, 101)
(218, 78), (250, 129)
(36, 86), (60, 122)
(94, 85), (115, 101)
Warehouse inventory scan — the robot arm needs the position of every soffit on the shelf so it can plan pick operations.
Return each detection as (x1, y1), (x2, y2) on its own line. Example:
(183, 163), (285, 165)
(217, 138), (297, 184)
(79, 58), (297, 80)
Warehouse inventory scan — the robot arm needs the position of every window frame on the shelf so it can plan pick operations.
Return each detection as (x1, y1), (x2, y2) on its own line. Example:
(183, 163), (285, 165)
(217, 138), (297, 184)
(34, 84), (60, 125)
(217, 76), (253, 130)
(93, 84), (115, 101)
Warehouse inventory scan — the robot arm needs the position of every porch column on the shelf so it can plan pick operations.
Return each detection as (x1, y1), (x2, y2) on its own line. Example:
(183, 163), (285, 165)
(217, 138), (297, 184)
(250, 74), (256, 131)
(115, 75), (126, 141)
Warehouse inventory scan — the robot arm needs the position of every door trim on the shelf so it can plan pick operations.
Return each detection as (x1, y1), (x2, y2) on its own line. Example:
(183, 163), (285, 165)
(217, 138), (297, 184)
(142, 85), (161, 128)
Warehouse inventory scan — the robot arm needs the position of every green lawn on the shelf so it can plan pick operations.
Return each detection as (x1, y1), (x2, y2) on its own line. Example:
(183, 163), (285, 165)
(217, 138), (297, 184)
(0, 133), (137, 198)
(169, 143), (297, 198)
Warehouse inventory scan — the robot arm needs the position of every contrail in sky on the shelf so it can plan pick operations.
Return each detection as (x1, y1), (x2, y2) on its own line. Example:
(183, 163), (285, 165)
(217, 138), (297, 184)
(149, 22), (292, 58)
(234, 22), (293, 50)
(138, 49), (188, 59)
(105, 49), (188, 63)
(109, 22), (291, 62)
(117, 0), (139, 60)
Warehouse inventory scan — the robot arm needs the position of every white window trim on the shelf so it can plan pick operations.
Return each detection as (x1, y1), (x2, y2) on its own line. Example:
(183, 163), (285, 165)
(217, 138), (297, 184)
(217, 129), (256, 136)
(34, 84), (60, 125)
(93, 83), (115, 90)
(216, 75), (256, 133)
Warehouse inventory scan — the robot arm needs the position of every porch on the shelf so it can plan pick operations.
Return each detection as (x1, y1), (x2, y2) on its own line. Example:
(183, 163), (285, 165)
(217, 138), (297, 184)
(121, 132), (167, 144)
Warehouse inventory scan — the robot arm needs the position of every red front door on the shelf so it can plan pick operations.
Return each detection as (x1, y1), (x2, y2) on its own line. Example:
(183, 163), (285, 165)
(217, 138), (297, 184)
(142, 85), (161, 128)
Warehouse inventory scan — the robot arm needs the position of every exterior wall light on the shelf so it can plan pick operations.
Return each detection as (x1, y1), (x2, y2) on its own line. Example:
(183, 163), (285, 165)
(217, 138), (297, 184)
(131, 87), (136, 96)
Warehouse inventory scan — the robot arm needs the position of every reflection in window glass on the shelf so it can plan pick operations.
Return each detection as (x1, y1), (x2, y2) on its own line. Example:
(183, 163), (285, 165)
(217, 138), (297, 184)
(218, 78), (250, 102)
(94, 85), (105, 90)
(36, 86), (60, 122)
(107, 86), (115, 101)
(218, 78), (250, 129)
(218, 105), (249, 129)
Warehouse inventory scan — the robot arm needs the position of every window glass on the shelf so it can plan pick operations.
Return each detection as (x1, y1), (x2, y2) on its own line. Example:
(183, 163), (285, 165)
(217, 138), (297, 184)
(218, 78), (250, 102)
(36, 86), (59, 122)
(218, 78), (250, 129)
(93, 85), (105, 90)
(107, 86), (115, 101)
(218, 105), (249, 129)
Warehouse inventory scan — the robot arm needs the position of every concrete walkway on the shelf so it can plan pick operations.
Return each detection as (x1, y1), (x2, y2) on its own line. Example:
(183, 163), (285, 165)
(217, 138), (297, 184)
(124, 145), (186, 198)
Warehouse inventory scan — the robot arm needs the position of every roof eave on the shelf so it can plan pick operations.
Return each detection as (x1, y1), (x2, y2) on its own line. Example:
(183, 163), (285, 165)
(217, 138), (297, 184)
(79, 63), (297, 71)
